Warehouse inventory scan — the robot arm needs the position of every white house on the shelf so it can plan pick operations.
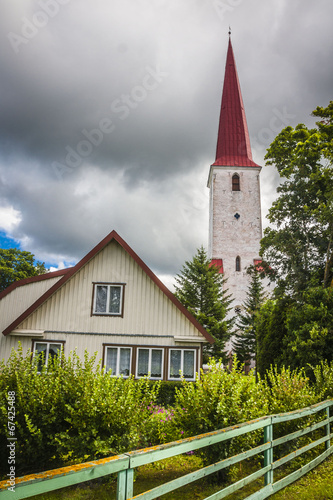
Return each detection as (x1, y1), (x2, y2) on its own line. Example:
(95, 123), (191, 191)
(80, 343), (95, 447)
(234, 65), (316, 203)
(0, 230), (214, 380)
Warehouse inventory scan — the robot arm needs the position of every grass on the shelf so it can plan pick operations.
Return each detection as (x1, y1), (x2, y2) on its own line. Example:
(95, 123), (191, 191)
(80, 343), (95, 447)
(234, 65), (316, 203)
(25, 453), (333, 500)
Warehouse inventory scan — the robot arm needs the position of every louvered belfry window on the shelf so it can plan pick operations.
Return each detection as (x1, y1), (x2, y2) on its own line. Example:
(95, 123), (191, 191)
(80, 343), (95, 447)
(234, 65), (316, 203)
(232, 174), (240, 191)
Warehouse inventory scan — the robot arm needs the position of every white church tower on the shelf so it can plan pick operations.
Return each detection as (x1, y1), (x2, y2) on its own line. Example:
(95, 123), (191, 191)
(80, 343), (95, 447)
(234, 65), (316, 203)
(208, 35), (262, 316)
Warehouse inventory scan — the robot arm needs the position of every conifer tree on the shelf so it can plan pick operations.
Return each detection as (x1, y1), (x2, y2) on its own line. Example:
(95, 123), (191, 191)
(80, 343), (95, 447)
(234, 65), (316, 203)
(174, 246), (233, 362)
(232, 265), (267, 370)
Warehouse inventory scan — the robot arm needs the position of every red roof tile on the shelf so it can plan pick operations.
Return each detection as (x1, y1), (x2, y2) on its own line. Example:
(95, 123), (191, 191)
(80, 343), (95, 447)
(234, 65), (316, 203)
(213, 38), (260, 168)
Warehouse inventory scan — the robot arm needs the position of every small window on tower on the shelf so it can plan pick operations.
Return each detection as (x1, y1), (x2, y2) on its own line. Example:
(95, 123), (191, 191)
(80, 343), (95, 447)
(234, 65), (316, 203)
(232, 174), (240, 191)
(235, 256), (241, 272)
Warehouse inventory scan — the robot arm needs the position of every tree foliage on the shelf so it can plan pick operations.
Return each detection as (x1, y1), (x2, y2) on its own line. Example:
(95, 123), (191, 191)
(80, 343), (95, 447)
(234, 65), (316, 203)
(0, 248), (47, 292)
(174, 246), (233, 362)
(232, 265), (267, 369)
(256, 101), (333, 373)
(260, 101), (333, 296)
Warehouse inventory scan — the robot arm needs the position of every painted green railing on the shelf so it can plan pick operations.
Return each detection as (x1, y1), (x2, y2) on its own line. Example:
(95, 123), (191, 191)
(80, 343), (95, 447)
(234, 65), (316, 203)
(1, 399), (332, 500)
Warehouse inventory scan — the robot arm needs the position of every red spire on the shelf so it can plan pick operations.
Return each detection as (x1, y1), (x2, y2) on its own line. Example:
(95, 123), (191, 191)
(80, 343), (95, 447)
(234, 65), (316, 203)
(213, 37), (260, 167)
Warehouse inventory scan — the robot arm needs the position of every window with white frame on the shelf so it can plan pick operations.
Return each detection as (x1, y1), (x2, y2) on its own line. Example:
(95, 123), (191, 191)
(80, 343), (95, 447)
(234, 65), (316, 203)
(33, 341), (63, 371)
(93, 283), (124, 316)
(105, 346), (131, 377)
(169, 349), (196, 381)
(136, 348), (163, 379)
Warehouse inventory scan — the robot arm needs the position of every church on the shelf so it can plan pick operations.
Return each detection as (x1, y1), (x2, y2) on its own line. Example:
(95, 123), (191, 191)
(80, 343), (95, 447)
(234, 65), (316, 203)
(208, 34), (263, 321)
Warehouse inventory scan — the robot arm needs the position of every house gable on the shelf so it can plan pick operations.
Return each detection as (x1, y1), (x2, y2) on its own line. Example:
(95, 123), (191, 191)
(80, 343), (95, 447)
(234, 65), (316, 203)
(2, 231), (214, 344)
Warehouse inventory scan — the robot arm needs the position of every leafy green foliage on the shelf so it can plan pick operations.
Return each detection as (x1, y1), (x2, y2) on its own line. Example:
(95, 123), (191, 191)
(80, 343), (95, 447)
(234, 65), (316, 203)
(161, 360), (270, 480)
(261, 102), (333, 296)
(0, 248), (47, 292)
(257, 102), (333, 372)
(174, 246), (233, 361)
(281, 286), (333, 372)
(2, 345), (333, 483)
(0, 346), (159, 476)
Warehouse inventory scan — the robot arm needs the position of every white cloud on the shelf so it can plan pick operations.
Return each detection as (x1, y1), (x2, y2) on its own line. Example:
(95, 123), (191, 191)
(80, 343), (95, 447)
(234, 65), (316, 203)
(0, 206), (22, 233)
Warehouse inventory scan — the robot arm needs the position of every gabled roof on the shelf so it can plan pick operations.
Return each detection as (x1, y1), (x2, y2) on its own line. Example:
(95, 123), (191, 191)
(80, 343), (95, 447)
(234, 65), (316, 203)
(2, 230), (215, 343)
(0, 269), (69, 301)
(213, 37), (260, 168)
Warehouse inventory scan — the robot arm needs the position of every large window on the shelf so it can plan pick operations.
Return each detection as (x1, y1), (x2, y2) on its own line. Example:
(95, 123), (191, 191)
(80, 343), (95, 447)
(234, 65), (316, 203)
(33, 341), (64, 371)
(105, 346), (131, 377)
(169, 349), (196, 381)
(93, 283), (124, 316)
(136, 348), (163, 379)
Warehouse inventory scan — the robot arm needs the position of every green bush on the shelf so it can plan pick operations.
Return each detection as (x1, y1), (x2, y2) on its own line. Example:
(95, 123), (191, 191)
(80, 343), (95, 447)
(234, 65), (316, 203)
(264, 365), (320, 462)
(1, 346), (333, 481)
(312, 360), (333, 400)
(161, 359), (270, 481)
(154, 380), (183, 407)
(0, 345), (159, 477)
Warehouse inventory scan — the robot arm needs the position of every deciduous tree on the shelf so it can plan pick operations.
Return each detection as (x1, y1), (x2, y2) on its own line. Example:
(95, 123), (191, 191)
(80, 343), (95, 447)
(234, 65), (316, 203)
(0, 248), (47, 292)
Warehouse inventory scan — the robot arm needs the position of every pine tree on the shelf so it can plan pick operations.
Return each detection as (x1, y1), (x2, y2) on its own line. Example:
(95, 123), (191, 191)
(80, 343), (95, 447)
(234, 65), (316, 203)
(232, 265), (267, 370)
(174, 246), (233, 362)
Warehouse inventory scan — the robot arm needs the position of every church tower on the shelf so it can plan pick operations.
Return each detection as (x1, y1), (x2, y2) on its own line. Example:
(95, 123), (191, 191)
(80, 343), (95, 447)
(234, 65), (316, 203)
(208, 35), (262, 315)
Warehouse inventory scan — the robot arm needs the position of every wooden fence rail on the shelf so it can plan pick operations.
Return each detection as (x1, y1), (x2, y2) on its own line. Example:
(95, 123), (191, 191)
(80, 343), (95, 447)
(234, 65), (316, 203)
(1, 400), (333, 500)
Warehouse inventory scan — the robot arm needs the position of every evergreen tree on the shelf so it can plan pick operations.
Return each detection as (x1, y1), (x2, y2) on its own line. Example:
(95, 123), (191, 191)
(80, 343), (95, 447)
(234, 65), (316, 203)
(232, 266), (267, 370)
(174, 246), (233, 362)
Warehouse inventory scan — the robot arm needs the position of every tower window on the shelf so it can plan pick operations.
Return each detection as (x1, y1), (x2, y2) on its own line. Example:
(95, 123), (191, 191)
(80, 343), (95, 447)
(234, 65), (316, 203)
(232, 174), (240, 191)
(235, 256), (241, 272)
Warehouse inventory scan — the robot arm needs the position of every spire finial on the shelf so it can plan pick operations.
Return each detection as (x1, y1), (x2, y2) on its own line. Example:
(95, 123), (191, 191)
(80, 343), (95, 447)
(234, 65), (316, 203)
(228, 26), (231, 37)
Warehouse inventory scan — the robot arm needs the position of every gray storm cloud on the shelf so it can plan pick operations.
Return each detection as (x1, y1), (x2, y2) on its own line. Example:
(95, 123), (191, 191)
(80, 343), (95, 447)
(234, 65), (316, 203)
(0, 0), (332, 285)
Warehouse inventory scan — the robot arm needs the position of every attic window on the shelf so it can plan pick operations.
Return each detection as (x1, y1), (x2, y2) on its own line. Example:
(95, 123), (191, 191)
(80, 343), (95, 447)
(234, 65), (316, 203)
(232, 174), (240, 191)
(93, 283), (125, 316)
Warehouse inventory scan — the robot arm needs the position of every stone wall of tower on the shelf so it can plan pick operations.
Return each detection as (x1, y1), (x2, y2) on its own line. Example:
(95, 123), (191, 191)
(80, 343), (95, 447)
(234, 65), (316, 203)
(208, 165), (262, 311)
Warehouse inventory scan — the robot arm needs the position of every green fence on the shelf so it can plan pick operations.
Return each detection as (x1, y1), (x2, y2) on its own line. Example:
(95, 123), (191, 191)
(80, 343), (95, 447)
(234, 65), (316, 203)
(1, 399), (332, 500)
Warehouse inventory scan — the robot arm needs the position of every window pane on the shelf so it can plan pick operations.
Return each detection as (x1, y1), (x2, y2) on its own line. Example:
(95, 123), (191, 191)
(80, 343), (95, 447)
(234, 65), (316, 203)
(183, 351), (195, 379)
(137, 349), (149, 376)
(96, 285), (107, 312)
(106, 347), (118, 375)
(109, 286), (121, 314)
(170, 350), (181, 378)
(48, 344), (62, 365)
(151, 350), (162, 378)
(35, 343), (47, 371)
(119, 348), (131, 376)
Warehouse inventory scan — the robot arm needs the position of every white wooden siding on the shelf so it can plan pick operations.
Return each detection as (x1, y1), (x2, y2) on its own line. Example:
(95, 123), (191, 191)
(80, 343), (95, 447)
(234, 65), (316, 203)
(0, 240), (206, 362)
(0, 277), (62, 333)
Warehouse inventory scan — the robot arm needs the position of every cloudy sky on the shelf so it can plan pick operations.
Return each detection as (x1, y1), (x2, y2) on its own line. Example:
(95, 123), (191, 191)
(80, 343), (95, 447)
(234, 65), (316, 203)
(0, 0), (332, 288)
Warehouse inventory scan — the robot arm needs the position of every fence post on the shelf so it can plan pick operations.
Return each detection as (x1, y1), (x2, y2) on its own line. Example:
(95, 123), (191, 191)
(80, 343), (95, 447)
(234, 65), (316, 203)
(117, 467), (134, 500)
(264, 418), (273, 486)
(326, 405), (331, 451)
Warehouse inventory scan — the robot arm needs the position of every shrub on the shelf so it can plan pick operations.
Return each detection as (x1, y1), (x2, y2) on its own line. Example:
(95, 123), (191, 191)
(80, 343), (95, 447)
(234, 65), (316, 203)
(264, 365), (320, 461)
(0, 345), (159, 477)
(164, 359), (270, 481)
(312, 360), (333, 400)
